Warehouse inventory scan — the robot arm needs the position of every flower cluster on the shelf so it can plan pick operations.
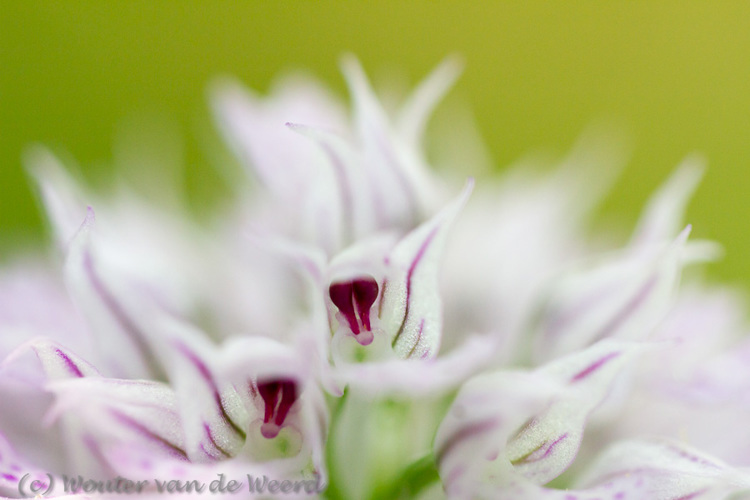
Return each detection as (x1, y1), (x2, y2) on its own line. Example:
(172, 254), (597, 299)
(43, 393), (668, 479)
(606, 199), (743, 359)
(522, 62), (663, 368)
(2, 57), (750, 499)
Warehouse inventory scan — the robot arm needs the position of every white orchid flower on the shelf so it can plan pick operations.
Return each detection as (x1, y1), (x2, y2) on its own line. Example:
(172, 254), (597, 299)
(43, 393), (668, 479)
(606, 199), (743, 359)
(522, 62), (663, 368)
(1, 56), (749, 500)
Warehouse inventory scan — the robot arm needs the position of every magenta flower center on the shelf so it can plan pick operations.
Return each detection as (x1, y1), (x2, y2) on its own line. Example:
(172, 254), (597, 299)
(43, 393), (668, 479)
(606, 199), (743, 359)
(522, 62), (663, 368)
(257, 379), (298, 439)
(328, 276), (379, 345)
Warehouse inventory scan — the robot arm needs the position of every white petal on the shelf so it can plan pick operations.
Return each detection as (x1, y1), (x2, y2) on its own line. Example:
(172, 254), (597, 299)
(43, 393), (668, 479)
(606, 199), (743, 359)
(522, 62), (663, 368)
(434, 370), (560, 499)
(150, 317), (249, 463)
(46, 377), (187, 476)
(533, 226), (691, 362)
(435, 340), (640, 497)
(396, 55), (463, 148)
(335, 333), (497, 397)
(507, 341), (641, 485)
(630, 155), (704, 251)
(341, 55), (443, 229)
(25, 146), (89, 250)
(486, 439), (750, 500)
(209, 77), (346, 203)
(381, 180), (474, 359)
(3, 338), (100, 381)
(63, 209), (158, 378)
(287, 123), (375, 247)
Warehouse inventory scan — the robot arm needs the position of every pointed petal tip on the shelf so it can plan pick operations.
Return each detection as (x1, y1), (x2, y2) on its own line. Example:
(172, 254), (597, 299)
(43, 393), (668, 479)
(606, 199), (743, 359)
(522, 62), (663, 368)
(676, 224), (692, 243)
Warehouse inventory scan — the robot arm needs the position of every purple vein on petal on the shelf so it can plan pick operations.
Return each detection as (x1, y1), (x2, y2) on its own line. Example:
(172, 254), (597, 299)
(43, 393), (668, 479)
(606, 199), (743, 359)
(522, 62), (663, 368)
(590, 274), (658, 344)
(82, 434), (112, 472)
(406, 318), (426, 358)
(374, 129), (419, 226)
(175, 342), (247, 441)
(109, 409), (188, 461)
(510, 433), (569, 466)
(377, 278), (388, 319)
(391, 226), (439, 348)
(55, 348), (84, 378)
(435, 417), (499, 465)
(316, 139), (355, 245)
(82, 248), (164, 379)
(674, 488), (710, 500)
(570, 351), (622, 383)
(203, 422), (232, 459)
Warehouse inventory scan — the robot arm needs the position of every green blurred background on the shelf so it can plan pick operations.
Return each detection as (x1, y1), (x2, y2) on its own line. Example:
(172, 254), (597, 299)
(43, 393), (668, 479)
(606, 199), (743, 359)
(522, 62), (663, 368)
(2, 2), (750, 285)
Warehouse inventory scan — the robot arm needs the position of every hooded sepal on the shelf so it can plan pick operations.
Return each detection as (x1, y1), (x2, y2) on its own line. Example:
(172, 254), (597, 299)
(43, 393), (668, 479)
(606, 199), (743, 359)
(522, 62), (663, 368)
(487, 439), (750, 500)
(533, 226), (692, 362)
(216, 334), (330, 483)
(45, 377), (188, 477)
(63, 208), (161, 379)
(435, 340), (641, 498)
(380, 180), (474, 359)
(341, 55), (450, 231)
(148, 316), (249, 463)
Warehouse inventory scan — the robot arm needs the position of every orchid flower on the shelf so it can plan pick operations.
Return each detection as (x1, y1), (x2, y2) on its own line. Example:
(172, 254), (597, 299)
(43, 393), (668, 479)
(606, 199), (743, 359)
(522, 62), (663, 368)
(1, 55), (750, 500)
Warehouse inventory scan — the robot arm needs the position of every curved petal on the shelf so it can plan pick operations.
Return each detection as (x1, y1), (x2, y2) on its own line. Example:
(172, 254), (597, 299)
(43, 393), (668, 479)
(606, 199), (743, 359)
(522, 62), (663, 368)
(334, 333), (497, 397)
(381, 180), (474, 359)
(533, 227), (691, 362)
(435, 340), (641, 498)
(45, 377), (187, 477)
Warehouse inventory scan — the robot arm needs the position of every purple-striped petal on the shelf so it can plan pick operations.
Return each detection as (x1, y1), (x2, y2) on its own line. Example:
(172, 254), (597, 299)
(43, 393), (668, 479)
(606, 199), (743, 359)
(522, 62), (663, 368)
(533, 226), (691, 362)
(3, 338), (100, 381)
(45, 377), (187, 477)
(380, 180), (474, 359)
(481, 439), (750, 500)
(334, 333), (497, 396)
(507, 341), (641, 485)
(629, 156), (704, 251)
(341, 55), (445, 231)
(150, 317), (248, 463)
(435, 340), (640, 498)
(63, 209), (159, 379)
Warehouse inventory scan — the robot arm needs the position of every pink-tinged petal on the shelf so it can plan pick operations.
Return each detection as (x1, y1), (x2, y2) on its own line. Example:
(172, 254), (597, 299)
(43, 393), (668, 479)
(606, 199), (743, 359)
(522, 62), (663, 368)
(533, 226), (692, 363)
(3, 338), (100, 382)
(435, 341), (639, 498)
(341, 55), (444, 230)
(286, 123), (376, 248)
(434, 371), (562, 499)
(506, 341), (641, 485)
(210, 77), (351, 255)
(45, 377), (187, 476)
(0, 261), (91, 366)
(476, 442), (750, 500)
(63, 209), (158, 379)
(0, 432), (52, 498)
(210, 76), (347, 203)
(381, 180), (474, 359)
(25, 146), (89, 250)
(216, 334), (328, 479)
(497, 439), (750, 500)
(441, 135), (624, 358)
(396, 55), (464, 149)
(335, 333), (497, 396)
(149, 317), (248, 463)
(630, 156), (704, 252)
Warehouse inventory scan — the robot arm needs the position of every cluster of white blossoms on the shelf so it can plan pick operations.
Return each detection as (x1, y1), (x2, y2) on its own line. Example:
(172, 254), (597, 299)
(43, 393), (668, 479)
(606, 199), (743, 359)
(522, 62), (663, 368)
(3, 57), (750, 500)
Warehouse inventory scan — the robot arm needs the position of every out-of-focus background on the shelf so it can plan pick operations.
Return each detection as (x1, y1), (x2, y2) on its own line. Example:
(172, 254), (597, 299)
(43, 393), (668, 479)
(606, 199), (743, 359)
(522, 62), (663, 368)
(1, 2), (749, 284)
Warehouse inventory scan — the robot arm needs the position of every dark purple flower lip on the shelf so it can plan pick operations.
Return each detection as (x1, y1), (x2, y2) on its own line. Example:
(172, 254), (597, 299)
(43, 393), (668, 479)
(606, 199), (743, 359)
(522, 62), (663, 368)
(257, 378), (298, 439)
(329, 275), (379, 345)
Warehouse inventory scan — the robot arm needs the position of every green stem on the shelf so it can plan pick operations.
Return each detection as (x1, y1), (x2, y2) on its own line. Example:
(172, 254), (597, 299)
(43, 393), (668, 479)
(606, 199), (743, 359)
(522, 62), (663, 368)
(322, 388), (349, 500)
(370, 453), (441, 500)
